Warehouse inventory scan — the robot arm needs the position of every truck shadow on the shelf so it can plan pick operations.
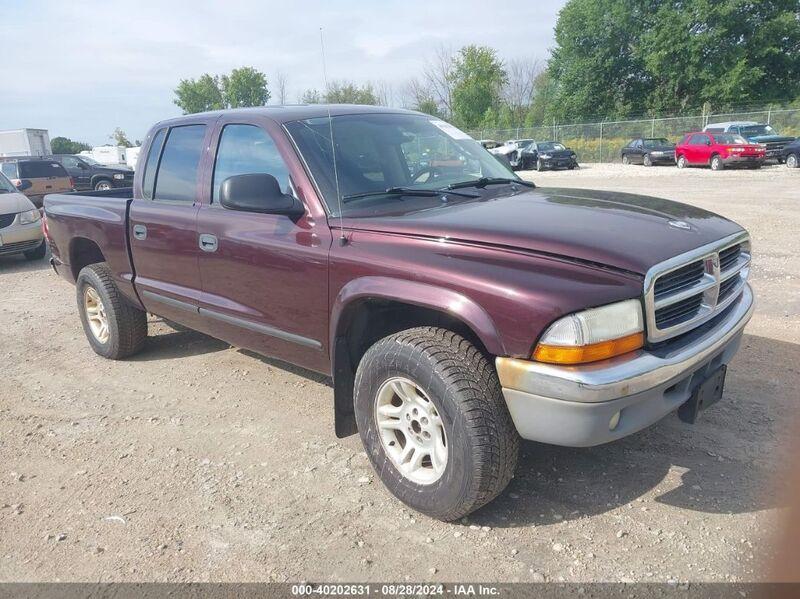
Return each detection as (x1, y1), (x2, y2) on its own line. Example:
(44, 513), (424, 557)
(129, 320), (230, 361)
(468, 333), (796, 528)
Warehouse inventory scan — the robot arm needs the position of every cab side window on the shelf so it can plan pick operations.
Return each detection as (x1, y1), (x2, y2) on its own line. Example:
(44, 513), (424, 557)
(152, 125), (206, 203)
(689, 134), (708, 145)
(212, 124), (292, 203)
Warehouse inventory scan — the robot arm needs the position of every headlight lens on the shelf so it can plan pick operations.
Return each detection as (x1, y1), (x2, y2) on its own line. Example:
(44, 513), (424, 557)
(540, 154), (552, 159)
(18, 209), (41, 225)
(533, 299), (644, 364)
(113, 173), (125, 180)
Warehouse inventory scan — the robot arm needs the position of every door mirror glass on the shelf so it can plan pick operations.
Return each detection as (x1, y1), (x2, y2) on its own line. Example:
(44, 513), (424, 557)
(219, 173), (304, 216)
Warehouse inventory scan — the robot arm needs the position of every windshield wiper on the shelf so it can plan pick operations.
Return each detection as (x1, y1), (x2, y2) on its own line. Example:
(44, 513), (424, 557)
(446, 177), (536, 190)
(342, 186), (478, 203)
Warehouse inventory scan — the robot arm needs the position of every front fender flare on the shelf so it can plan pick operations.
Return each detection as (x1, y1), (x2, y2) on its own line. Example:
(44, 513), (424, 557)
(330, 276), (505, 356)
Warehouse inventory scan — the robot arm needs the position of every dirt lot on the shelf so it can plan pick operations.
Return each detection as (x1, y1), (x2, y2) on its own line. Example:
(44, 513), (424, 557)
(1, 163), (798, 583)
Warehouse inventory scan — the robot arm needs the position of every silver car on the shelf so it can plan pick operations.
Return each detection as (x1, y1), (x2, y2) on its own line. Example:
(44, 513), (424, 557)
(0, 170), (46, 260)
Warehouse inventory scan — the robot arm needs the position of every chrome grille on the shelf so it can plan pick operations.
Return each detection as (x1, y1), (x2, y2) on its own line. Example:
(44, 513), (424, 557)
(644, 232), (751, 343)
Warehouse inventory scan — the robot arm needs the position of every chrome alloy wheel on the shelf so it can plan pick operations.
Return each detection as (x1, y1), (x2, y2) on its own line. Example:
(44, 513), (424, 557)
(84, 286), (110, 343)
(375, 377), (448, 485)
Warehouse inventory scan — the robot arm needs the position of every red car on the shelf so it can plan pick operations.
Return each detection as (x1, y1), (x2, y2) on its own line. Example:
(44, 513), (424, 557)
(675, 131), (766, 171)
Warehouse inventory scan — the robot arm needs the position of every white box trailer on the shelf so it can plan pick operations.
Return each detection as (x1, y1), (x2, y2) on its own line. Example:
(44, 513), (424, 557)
(125, 146), (141, 169)
(0, 128), (52, 157)
(82, 145), (128, 166)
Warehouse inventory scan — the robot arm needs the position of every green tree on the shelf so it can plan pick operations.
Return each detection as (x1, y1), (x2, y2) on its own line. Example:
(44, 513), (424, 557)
(174, 74), (225, 114)
(548, 0), (800, 120)
(524, 69), (559, 126)
(414, 97), (441, 117)
(300, 88), (322, 104)
(110, 127), (132, 147)
(323, 81), (378, 104)
(221, 66), (270, 108)
(50, 136), (91, 154)
(449, 45), (507, 129)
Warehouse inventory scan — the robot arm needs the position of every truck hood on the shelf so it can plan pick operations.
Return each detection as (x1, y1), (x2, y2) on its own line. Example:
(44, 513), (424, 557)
(0, 191), (35, 215)
(342, 187), (744, 275)
(746, 135), (796, 144)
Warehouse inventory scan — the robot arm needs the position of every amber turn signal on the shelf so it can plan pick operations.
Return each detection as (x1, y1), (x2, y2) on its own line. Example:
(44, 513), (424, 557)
(532, 332), (644, 365)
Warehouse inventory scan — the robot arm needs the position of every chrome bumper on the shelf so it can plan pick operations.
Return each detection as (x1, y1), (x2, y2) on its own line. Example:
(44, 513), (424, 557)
(496, 284), (754, 446)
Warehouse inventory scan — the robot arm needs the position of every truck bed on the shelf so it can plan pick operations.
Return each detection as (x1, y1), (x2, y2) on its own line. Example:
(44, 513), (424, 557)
(43, 188), (140, 306)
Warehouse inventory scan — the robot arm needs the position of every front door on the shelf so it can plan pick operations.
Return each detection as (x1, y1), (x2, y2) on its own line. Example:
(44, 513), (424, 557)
(129, 123), (210, 326)
(61, 156), (91, 190)
(687, 133), (711, 164)
(195, 120), (331, 373)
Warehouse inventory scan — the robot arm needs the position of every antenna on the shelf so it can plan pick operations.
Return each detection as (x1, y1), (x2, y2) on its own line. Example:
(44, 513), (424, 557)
(319, 27), (346, 246)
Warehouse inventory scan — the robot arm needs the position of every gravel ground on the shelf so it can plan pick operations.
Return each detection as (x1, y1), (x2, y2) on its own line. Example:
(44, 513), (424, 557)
(1, 163), (797, 583)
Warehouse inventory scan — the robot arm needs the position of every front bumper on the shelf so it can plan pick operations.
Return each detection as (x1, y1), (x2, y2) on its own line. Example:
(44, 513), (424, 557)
(0, 220), (44, 256)
(722, 155), (764, 166)
(496, 284), (754, 447)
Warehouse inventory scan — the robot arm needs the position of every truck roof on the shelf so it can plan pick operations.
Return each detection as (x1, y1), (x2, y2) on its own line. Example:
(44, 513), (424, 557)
(704, 121), (761, 129)
(155, 104), (421, 128)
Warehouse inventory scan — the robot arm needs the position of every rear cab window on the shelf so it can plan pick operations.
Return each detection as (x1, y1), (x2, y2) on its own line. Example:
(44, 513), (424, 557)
(152, 125), (206, 202)
(142, 128), (166, 200)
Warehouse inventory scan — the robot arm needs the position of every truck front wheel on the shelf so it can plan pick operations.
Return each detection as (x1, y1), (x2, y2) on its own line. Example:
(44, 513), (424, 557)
(354, 327), (519, 521)
(76, 263), (147, 359)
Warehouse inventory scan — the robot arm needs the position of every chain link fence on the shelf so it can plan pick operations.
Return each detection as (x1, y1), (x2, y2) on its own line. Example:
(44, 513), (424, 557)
(468, 107), (800, 163)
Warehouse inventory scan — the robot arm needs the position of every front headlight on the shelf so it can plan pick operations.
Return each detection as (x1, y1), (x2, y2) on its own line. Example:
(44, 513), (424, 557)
(113, 173), (125, 180)
(533, 299), (644, 364)
(18, 209), (41, 225)
(540, 154), (552, 159)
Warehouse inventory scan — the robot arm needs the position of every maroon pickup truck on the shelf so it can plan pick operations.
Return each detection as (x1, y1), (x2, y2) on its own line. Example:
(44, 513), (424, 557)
(43, 106), (754, 521)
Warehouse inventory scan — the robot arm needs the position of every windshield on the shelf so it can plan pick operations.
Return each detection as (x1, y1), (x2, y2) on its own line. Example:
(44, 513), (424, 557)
(0, 171), (16, 193)
(739, 125), (776, 137)
(643, 138), (671, 148)
(285, 113), (518, 217)
(79, 156), (100, 165)
(714, 134), (749, 145)
(537, 142), (566, 152)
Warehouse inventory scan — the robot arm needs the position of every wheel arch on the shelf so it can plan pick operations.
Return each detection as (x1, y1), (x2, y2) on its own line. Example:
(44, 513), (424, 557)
(329, 276), (505, 437)
(69, 236), (106, 280)
(90, 174), (112, 188)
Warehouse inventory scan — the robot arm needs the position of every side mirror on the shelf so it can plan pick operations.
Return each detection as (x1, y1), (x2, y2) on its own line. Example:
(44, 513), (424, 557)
(219, 173), (304, 217)
(16, 179), (33, 192)
(706, 140), (712, 146)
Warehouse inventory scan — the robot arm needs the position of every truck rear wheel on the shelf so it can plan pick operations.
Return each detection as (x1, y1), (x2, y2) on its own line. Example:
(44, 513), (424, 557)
(354, 327), (519, 521)
(76, 263), (147, 359)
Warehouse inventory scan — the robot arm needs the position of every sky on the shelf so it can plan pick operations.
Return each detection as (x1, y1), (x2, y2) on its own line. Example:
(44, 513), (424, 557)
(0, 0), (566, 146)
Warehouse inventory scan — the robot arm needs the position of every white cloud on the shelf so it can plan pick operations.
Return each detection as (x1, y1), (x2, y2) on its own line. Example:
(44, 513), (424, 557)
(0, 0), (565, 145)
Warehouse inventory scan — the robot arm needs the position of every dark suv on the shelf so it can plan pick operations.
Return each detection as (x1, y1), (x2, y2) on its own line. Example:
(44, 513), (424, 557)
(51, 155), (134, 191)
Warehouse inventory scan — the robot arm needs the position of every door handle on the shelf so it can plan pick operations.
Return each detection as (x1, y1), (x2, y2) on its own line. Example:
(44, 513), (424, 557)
(132, 224), (147, 240)
(199, 233), (218, 252)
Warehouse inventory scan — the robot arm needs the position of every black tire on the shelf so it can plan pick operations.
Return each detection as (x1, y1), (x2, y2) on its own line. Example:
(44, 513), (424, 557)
(786, 153), (799, 169)
(622, 154), (630, 165)
(643, 154), (653, 167)
(677, 155), (687, 169)
(94, 179), (113, 191)
(76, 262), (147, 359)
(354, 327), (519, 521)
(710, 154), (723, 171)
(536, 159), (544, 172)
(23, 240), (47, 261)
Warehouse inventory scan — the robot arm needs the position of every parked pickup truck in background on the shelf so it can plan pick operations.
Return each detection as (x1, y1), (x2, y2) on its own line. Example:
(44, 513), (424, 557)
(51, 154), (134, 191)
(43, 106), (754, 520)
(704, 121), (796, 162)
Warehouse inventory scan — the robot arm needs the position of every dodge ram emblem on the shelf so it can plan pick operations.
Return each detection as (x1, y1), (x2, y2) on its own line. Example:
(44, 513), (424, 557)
(668, 220), (692, 230)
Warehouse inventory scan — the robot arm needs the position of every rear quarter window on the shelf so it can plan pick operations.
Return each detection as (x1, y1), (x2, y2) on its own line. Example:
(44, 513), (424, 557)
(19, 161), (68, 178)
(152, 125), (206, 202)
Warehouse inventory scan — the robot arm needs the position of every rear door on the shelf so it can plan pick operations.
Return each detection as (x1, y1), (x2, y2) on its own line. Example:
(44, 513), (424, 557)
(194, 117), (332, 373)
(129, 122), (212, 325)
